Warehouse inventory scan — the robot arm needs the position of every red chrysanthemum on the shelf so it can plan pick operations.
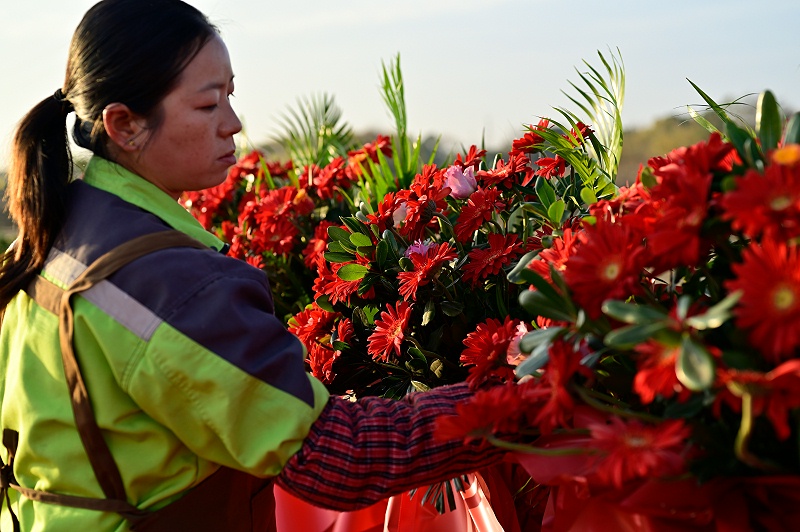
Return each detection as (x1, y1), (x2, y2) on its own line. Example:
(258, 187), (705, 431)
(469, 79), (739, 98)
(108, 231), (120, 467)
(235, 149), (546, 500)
(460, 316), (520, 386)
(726, 238), (800, 362)
(367, 301), (413, 362)
(563, 220), (646, 318)
(397, 242), (458, 301)
(453, 187), (504, 243)
(462, 233), (523, 287)
(720, 161), (800, 241)
(588, 417), (691, 489)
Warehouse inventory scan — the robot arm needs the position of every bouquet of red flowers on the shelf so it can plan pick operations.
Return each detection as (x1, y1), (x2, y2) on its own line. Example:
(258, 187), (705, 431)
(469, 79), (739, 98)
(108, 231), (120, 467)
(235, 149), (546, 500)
(436, 88), (800, 530)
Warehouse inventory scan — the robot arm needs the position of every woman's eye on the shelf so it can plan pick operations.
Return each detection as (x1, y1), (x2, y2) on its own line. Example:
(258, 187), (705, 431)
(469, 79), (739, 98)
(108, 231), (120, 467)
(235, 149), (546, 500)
(200, 104), (218, 111)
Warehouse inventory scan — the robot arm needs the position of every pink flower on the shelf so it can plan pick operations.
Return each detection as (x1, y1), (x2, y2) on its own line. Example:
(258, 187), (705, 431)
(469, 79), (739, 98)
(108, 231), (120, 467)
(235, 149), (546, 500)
(444, 165), (477, 199)
(405, 239), (436, 258)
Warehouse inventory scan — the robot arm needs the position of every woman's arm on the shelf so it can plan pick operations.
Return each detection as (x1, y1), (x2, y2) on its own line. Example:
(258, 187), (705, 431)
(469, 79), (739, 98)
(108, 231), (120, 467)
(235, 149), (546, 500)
(276, 382), (505, 511)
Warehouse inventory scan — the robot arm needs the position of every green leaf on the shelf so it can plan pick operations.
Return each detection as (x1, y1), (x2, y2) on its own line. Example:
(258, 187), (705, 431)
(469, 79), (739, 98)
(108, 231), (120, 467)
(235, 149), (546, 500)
(327, 241), (346, 254)
(376, 240), (389, 269)
(507, 250), (540, 285)
(602, 300), (668, 325)
(535, 177), (556, 209)
(515, 343), (551, 377)
(337, 263), (369, 281)
(441, 301), (464, 317)
(324, 252), (356, 264)
(604, 322), (668, 348)
(676, 335), (715, 392)
(315, 295), (335, 312)
(328, 226), (351, 242)
(410, 380), (430, 392)
(341, 216), (369, 236)
(726, 122), (755, 162)
(579, 187), (597, 206)
(547, 199), (566, 226)
(350, 233), (372, 248)
(522, 270), (565, 308)
(422, 300), (435, 326)
(784, 113), (800, 145)
(518, 327), (564, 354)
(687, 105), (721, 135)
(684, 291), (741, 330)
(756, 90), (782, 153)
(519, 290), (575, 322)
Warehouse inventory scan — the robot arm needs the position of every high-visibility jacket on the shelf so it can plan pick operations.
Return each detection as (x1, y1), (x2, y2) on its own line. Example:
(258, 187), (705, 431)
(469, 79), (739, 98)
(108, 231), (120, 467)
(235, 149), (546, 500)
(0, 157), (330, 531)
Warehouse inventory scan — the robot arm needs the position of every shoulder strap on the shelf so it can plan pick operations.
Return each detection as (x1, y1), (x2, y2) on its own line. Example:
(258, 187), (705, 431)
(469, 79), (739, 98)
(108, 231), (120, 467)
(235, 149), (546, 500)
(22, 230), (208, 509)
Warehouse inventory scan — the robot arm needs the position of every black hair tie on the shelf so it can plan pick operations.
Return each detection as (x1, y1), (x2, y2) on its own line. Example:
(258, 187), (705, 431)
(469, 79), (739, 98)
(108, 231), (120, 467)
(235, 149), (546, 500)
(53, 89), (74, 113)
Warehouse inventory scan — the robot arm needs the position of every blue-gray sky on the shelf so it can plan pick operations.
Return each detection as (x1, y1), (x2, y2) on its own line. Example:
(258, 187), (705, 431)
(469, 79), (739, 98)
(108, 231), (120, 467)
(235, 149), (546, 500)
(1, 0), (799, 164)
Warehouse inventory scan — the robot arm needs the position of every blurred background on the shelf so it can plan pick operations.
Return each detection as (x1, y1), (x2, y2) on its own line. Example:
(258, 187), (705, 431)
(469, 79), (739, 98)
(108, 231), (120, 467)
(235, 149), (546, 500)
(1, 0), (799, 241)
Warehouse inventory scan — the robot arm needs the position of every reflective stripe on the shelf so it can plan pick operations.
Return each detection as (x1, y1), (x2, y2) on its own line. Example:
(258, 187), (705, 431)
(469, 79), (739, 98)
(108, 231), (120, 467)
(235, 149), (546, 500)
(82, 282), (162, 342)
(38, 248), (163, 342)
(43, 248), (87, 287)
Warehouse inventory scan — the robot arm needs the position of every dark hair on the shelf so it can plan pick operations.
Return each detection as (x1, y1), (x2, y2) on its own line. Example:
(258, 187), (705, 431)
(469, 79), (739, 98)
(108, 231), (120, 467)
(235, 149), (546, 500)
(1, 0), (218, 308)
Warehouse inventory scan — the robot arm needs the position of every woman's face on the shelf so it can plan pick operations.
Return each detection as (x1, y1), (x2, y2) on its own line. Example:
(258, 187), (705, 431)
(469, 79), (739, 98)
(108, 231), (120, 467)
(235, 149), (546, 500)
(130, 35), (242, 198)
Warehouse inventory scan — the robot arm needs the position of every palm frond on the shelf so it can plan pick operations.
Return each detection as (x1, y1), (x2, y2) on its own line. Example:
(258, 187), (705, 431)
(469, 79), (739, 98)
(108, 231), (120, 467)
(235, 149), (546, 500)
(554, 48), (625, 179)
(275, 93), (355, 169)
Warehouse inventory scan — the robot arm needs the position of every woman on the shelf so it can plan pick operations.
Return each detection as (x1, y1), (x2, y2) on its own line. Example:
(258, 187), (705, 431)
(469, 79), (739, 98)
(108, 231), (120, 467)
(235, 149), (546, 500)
(0, 1), (503, 530)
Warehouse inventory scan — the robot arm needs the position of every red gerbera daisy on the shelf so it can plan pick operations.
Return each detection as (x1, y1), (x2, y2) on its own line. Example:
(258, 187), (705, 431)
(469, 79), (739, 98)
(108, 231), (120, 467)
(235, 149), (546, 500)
(460, 316), (520, 386)
(510, 119), (549, 155)
(462, 233), (523, 287)
(726, 238), (800, 362)
(588, 417), (691, 489)
(398, 242), (458, 301)
(435, 381), (548, 443)
(534, 155), (566, 179)
(720, 161), (800, 241)
(563, 220), (646, 319)
(453, 145), (487, 172)
(526, 228), (581, 284)
(633, 339), (690, 404)
(347, 134), (392, 177)
(302, 221), (336, 270)
(394, 165), (451, 240)
(367, 301), (413, 362)
(531, 340), (589, 434)
(453, 187), (504, 243)
(717, 360), (800, 440)
(476, 152), (535, 189)
(313, 258), (375, 305)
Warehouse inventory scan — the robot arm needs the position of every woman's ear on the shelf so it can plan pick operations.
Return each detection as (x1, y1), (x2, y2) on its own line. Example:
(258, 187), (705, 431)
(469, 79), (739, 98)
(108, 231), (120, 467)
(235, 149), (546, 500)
(102, 103), (148, 152)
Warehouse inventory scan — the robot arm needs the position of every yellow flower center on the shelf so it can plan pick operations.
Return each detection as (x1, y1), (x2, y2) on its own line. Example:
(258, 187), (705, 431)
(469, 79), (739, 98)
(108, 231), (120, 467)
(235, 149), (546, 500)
(772, 144), (800, 166)
(601, 260), (621, 282)
(770, 195), (792, 211)
(773, 285), (796, 312)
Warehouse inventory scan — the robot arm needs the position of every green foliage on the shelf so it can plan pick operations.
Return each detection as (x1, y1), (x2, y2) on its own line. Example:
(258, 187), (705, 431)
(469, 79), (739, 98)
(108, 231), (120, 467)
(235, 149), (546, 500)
(555, 48), (625, 180)
(275, 93), (355, 168)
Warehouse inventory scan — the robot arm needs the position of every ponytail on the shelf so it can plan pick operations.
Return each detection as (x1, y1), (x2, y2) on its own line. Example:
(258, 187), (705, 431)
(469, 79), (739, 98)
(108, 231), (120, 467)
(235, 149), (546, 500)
(1, 0), (218, 310)
(0, 93), (73, 309)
